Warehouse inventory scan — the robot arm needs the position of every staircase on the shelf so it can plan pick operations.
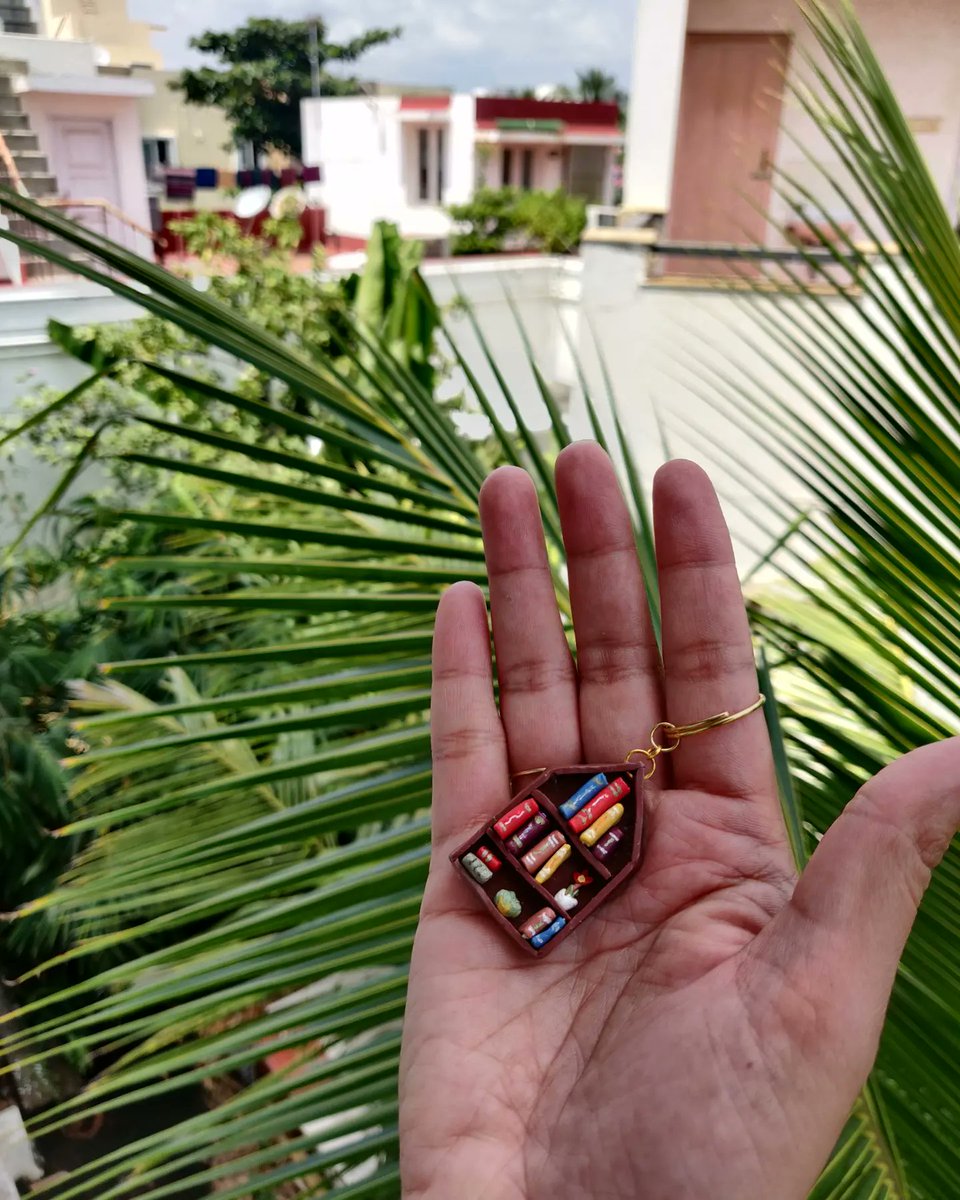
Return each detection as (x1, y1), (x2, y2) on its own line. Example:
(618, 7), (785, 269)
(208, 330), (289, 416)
(0, 39), (151, 281)
(0, 64), (58, 197)
(0, 58), (85, 280)
(0, 0), (37, 34)
(0, 1), (59, 230)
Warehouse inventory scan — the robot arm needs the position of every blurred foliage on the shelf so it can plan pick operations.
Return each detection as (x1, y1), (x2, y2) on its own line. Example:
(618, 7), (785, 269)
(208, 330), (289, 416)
(448, 187), (587, 255)
(0, 214), (441, 1026)
(6, 214), (354, 493)
(173, 15), (400, 158)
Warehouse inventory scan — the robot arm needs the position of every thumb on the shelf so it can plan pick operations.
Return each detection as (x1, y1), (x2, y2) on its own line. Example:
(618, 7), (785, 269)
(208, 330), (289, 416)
(761, 738), (960, 1017)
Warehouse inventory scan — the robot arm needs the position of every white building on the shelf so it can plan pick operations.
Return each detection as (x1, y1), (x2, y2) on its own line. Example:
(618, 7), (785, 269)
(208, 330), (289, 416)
(301, 92), (623, 248)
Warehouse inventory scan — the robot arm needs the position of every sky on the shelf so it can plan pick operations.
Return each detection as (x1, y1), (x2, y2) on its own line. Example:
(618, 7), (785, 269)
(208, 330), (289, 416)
(129, 0), (638, 91)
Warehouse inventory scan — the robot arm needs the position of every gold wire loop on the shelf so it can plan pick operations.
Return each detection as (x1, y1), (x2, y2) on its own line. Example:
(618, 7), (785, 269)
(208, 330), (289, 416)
(511, 695), (765, 790)
(649, 721), (683, 754)
(671, 694), (767, 739)
(625, 745), (658, 781)
(628, 694), (765, 783)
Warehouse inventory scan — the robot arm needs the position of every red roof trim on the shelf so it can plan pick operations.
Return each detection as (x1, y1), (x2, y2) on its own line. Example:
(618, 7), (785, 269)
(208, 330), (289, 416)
(476, 119), (621, 137)
(400, 95), (451, 111)
(474, 96), (619, 128)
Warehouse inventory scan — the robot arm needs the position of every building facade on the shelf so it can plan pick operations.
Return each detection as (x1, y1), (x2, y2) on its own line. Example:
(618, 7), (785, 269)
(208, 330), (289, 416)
(0, 0), (154, 281)
(302, 92), (623, 246)
(617, 0), (960, 277)
(32, 0), (240, 215)
(37, 0), (162, 69)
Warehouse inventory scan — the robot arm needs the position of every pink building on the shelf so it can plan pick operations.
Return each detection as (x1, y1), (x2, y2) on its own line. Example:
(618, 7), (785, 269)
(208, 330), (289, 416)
(613, 0), (960, 278)
(301, 92), (623, 249)
(0, 0), (155, 281)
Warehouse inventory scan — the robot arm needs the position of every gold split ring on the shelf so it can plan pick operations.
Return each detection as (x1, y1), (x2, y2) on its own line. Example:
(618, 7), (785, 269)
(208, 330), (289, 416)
(626, 694), (766, 780)
(509, 694), (766, 788)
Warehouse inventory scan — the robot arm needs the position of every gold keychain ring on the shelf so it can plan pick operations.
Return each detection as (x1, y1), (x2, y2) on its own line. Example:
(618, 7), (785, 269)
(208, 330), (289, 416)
(511, 695), (766, 787)
(627, 694), (766, 781)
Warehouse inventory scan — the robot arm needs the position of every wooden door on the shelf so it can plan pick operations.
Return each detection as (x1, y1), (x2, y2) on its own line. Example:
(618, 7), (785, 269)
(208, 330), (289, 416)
(664, 33), (789, 278)
(51, 118), (123, 241)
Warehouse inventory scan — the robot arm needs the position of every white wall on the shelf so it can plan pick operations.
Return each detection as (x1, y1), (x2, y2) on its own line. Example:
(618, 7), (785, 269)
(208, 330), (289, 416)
(1, 259), (583, 549)
(0, 247), (831, 574)
(304, 94), (478, 241)
(423, 257), (580, 438)
(303, 97), (410, 240)
(447, 93), (476, 205)
(23, 92), (152, 234)
(623, 0), (690, 211)
(0, 31), (98, 76)
(0, 284), (140, 545)
(686, 0), (960, 239)
(572, 241), (857, 571)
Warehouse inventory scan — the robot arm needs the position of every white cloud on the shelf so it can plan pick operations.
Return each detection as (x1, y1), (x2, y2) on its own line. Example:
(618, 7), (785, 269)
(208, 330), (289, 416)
(131, 0), (636, 90)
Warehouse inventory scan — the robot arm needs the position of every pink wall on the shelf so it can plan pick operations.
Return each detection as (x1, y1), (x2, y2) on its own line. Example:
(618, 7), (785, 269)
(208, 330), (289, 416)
(22, 92), (152, 234)
(687, 0), (960, 236)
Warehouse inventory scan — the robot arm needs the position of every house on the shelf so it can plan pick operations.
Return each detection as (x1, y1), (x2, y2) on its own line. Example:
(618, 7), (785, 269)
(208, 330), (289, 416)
(301, 91), (623, 249)
(0, 0), (155, 278)
(37, 0), (240, 217)
(610, 0), (960, 278)
(132, 68), (240, 218)
(36, 0), (162, 70)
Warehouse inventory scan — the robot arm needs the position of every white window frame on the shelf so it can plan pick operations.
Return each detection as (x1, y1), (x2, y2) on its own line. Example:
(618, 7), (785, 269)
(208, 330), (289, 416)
(414, 126), (445, 204)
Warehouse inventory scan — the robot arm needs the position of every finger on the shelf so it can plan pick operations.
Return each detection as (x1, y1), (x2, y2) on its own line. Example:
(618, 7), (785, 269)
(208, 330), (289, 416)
(757, 739), (960, 1047)
(429, 582), (509, 855)
(555, 441), (663, 768)
(480, 466), (581, 773)
(654, 460), (778, 819)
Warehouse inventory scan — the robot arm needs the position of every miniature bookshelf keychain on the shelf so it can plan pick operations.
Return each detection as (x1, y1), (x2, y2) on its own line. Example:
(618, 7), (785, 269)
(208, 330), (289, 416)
(452, 695), (765, 957)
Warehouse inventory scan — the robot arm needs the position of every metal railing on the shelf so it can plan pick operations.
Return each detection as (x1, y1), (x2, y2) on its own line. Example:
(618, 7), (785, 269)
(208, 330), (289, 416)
(0, 129), (27, 197)
(0, 183), (156, 285)
(38, 197), (154, 246)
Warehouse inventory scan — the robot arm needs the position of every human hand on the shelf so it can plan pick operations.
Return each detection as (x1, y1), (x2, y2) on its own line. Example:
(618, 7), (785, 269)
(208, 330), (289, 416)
(399, 443), (960, 1200)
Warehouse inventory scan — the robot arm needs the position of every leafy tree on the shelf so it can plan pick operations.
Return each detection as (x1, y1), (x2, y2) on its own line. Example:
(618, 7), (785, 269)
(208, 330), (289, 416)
(173, 16), (401, 159)
(575, 67), (620, 103)
(514, 189), (587, 254)
(448, 187), (522, 254)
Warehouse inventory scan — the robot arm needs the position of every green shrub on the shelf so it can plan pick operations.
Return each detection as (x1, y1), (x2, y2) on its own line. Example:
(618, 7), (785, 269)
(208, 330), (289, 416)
(447, 186), (522, 254)
(514, 188), (587, 254)
(448, 187), (586, 255)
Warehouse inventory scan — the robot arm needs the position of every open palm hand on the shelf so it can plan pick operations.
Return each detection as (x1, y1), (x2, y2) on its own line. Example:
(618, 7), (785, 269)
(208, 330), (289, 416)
(400, 444), (960, 1200)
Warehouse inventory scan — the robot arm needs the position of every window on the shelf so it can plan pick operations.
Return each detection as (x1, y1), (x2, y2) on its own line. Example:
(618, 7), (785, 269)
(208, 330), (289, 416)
(237, 140), (258, 171)
(142, 136), (175, 178)
(414, 126), (446, 203)
(501, 147), (513, 187)
(418, 128), (430, 201)
(521, 148), (534, 190)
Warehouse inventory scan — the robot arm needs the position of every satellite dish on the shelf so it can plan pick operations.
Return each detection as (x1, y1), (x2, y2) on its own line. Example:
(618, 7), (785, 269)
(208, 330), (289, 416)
(269, 186), (307, 219)
(233, 185), (272, 220)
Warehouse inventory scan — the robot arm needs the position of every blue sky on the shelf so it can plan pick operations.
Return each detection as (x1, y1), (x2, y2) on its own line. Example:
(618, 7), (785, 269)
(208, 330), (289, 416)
(131, 0), (637, 90)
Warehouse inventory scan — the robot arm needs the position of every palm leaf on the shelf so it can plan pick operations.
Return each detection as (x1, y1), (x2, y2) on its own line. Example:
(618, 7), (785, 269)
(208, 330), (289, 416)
(2, 3), (960, 1194)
